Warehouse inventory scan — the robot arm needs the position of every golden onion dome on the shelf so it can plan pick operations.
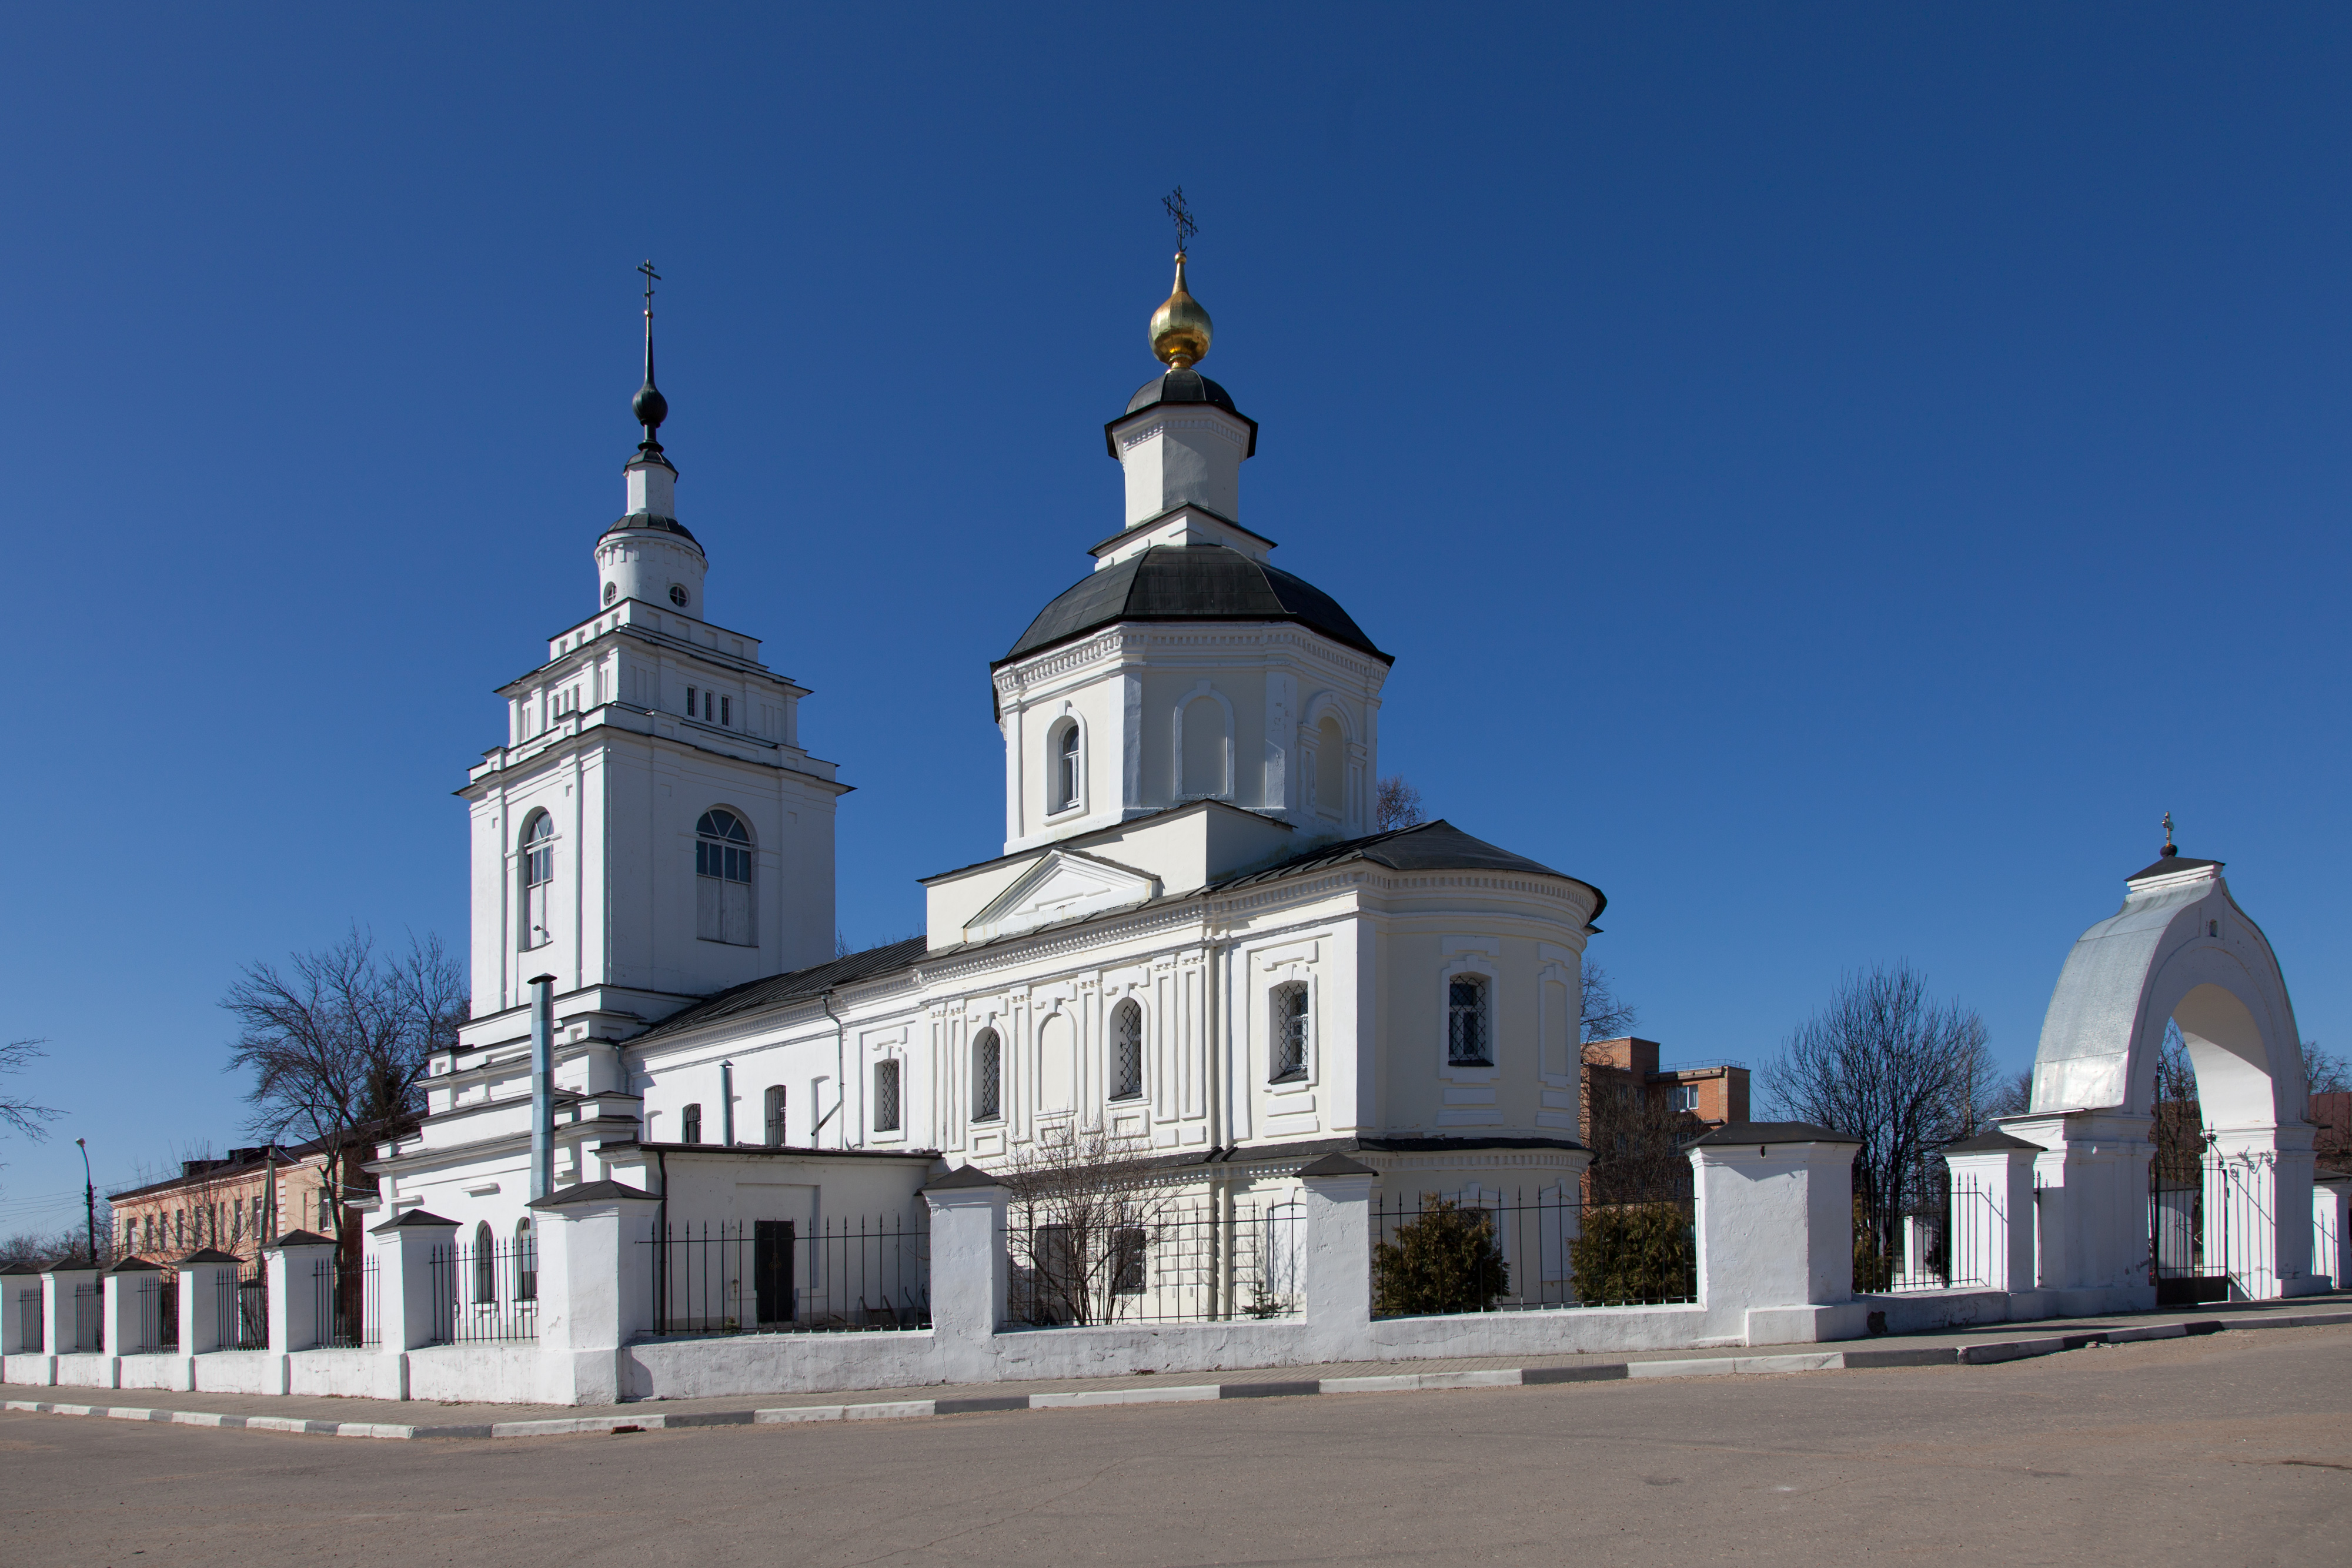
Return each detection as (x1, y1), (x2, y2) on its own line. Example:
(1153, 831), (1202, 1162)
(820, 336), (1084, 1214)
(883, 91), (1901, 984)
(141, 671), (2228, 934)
(1149, 253), (1212, 370)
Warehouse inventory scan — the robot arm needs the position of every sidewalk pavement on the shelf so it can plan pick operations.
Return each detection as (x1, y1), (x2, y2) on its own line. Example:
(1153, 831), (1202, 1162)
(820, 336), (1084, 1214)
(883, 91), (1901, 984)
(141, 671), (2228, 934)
(6, 1290), (2347, 1439)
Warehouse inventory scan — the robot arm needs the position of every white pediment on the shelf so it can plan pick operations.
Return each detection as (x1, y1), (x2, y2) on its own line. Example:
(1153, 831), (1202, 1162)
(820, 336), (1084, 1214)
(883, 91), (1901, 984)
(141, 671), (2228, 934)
(965, 850), (1161, 944)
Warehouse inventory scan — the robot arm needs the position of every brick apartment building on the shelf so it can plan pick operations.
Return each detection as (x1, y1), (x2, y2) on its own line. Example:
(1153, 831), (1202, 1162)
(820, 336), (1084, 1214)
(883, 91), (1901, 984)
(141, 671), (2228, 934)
(1579, 1037), (1750, 1202)
(107, 1128), (400, 1265)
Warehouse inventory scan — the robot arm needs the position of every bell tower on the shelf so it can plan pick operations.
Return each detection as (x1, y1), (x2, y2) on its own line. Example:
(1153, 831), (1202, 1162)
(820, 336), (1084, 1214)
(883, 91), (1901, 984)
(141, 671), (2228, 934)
(455, 268), (849, 1058)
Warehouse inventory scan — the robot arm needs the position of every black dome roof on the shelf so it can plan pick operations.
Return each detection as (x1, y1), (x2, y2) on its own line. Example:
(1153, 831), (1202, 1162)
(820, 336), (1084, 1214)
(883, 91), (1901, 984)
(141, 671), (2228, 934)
(1001, 543), (1389, 666)
(1105, 370), (1258, 457)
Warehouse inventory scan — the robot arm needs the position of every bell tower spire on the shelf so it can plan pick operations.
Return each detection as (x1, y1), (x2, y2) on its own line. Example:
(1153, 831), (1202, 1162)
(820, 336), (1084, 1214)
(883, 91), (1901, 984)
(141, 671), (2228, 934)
(598, 261), (707, 618)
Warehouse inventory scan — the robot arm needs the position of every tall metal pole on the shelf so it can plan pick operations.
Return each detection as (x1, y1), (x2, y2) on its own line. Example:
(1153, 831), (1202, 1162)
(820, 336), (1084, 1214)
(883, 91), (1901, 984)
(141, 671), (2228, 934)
(529, 973), (557, 1202)
(76, 1138), (96, 1263)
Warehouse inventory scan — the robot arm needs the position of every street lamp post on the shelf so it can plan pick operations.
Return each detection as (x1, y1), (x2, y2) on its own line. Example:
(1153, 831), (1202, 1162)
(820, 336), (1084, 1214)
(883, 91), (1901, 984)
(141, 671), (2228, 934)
(75, 1137), (97, 1264)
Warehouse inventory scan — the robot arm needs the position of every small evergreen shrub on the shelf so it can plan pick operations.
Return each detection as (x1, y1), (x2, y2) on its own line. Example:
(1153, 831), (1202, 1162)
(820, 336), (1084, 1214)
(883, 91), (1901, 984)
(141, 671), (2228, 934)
(1569, 1202), (1696, 1305)
(1372, 1198), (1510, 1317)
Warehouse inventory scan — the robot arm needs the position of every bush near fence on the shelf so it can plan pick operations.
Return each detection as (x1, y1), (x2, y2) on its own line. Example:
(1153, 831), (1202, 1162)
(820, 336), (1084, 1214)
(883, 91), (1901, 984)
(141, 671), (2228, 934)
(1568, 1202), (1696, 1306)
(1372, 1199), (1510, 1317)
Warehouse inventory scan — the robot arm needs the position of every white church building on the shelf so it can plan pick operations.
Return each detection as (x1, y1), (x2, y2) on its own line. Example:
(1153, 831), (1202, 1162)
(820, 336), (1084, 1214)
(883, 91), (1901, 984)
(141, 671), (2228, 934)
(366, 251), (1607, 1262)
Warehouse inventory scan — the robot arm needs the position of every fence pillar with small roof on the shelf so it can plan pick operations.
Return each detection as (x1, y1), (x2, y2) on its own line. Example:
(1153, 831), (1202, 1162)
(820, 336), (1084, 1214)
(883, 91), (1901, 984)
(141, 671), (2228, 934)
(2, 1261), (45, 1360)
(176, 1249), (240, 1355)
(1299, 1154), (1377, 1359)
(42, 1262), (102, 1359)
(105, 1258), (162, 1356)
(530, 1181), (659, 1405)
(265, 1231), (338, 1353)
(368, 1208), (456, 1399)
(1943, 1131), (2042, 1295)
(1689, 1121), (1867, 1343)
(922, 1165), (1008, 1382)
(2315, 1176), (2351, 1290)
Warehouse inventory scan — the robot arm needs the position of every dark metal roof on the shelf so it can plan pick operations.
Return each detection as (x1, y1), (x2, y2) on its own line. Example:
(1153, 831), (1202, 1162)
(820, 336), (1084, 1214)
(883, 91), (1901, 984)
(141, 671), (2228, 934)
(1205, 819), (1608, 920)
(1942, 1129), (2042, 1153)
(1106, 369), (1258, 457)
(630, 936), (930, 1046)
(2127, 851), (2221, 882)
(527, 1180), (656, 1209)
(1001, 544), (1389, 667)
(600, 511), (701, 547)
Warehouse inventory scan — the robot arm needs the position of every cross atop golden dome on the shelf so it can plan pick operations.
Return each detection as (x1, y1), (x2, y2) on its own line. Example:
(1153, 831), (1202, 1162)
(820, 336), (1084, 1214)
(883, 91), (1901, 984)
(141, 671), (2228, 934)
(1149, 186), (1212, 370)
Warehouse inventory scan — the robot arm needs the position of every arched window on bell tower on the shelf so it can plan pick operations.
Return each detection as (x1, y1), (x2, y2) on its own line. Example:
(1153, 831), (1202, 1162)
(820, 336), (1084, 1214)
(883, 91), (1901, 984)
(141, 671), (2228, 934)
(519, 812), (554, 950)
(696, 809), (756, 946)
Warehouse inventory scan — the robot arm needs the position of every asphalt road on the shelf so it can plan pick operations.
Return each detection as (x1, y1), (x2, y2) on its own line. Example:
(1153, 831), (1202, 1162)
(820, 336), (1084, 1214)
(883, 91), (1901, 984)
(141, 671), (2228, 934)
(3, 1326), (2346, 1567)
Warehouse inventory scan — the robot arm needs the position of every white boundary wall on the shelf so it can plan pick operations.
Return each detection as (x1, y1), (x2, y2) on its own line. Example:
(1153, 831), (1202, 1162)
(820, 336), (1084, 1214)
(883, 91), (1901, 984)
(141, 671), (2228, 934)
(13, 1132), (2314, 1407)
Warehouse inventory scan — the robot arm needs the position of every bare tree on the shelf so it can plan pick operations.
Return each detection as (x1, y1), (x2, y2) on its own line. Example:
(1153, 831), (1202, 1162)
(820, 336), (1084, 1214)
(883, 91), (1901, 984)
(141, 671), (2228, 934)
(0, 1038), (60, 1145)
(2303, 1039), (2350, 1096)
(1580, 965), (1639, 1044)
(999, 1126), (1181, 1326)
(1375, 776), (1426, 833)
(1762, 964), (1993, 1273)
(1, 1226), (106, 1268)
(1982, 1066), (2034, 1120)
(1578, 1047), (1699, 1203)
(222, 929), (465, 1241)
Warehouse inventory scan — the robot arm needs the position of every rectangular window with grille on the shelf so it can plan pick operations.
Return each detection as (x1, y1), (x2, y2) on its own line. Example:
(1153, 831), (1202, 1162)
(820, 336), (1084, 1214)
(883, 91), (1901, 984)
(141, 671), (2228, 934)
(874, 1059), (901, 1133)
(1111, 1226), (1148, 1295)
(1272, 984), (1310, 1080)
(1448, 975), (1492, 1066)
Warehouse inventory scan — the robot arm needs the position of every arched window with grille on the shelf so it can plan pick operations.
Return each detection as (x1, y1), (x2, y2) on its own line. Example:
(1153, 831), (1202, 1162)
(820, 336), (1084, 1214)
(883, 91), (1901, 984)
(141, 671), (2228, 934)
(1448, 974), (1493, 1067)
(680, 1102), (703, 1145)
(515, 1218), (537, 1300)
(696, 808), (756, 945)
(1271, 982), (1310, 1081)
(519, 811), (554, 950)
(973, 1028), (1002, 1122)
(472, 1221), (497, 1303)
(1110, 1000), (1144, 1101)
(764, 1085), (789, 1146)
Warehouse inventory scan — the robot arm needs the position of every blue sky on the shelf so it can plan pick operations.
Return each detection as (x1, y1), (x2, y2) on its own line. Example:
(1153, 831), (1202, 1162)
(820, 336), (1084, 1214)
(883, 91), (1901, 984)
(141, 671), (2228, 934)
(2, 4), (2346, 1230)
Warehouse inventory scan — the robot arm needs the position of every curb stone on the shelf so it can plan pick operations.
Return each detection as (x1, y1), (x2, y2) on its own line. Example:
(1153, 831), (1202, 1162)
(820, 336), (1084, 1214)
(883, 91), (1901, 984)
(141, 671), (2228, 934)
(5, 1310), (2345, 1442)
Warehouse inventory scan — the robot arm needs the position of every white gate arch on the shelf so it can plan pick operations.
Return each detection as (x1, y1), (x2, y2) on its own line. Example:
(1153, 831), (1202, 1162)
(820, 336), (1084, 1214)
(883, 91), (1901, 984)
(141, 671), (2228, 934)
(2007, 844), (2323, 1308)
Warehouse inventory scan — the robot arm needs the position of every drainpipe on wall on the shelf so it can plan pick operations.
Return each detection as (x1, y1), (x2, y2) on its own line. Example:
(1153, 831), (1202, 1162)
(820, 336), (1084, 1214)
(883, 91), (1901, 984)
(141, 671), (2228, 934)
(720, 1059), (736, 1148)
(820, 990), (848, 1149)
(529, 972), (557, 1202)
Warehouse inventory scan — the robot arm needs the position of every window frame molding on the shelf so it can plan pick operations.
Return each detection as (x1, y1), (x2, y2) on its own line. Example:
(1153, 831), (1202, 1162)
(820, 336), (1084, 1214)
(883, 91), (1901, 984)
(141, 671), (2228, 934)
(1171, 680), (1235, 801)
(1044, 710), (1088, 821)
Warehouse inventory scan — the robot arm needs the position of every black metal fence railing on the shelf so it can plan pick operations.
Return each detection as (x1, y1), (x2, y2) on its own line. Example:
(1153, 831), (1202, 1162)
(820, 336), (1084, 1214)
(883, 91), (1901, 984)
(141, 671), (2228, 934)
(71, 1281), (101, 1353)
(643, 1216), (931, 1336)
(312, 1255), (380, 1349)
(1883, 1178), (1996, 1292)
(132, 1273), (180, 1353)
(10, 1281), (39, 1353)
(210, 1261), (268, 1351)
(427, 1238), (540, 1345)
(1369, 1188), (1696, 1318)
(1003, 1201), (1301, 1327)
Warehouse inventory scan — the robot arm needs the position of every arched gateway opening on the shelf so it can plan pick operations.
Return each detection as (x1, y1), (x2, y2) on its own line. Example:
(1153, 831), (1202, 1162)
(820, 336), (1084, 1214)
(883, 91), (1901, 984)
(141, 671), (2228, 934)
(2010, 837), (2321, 1308)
